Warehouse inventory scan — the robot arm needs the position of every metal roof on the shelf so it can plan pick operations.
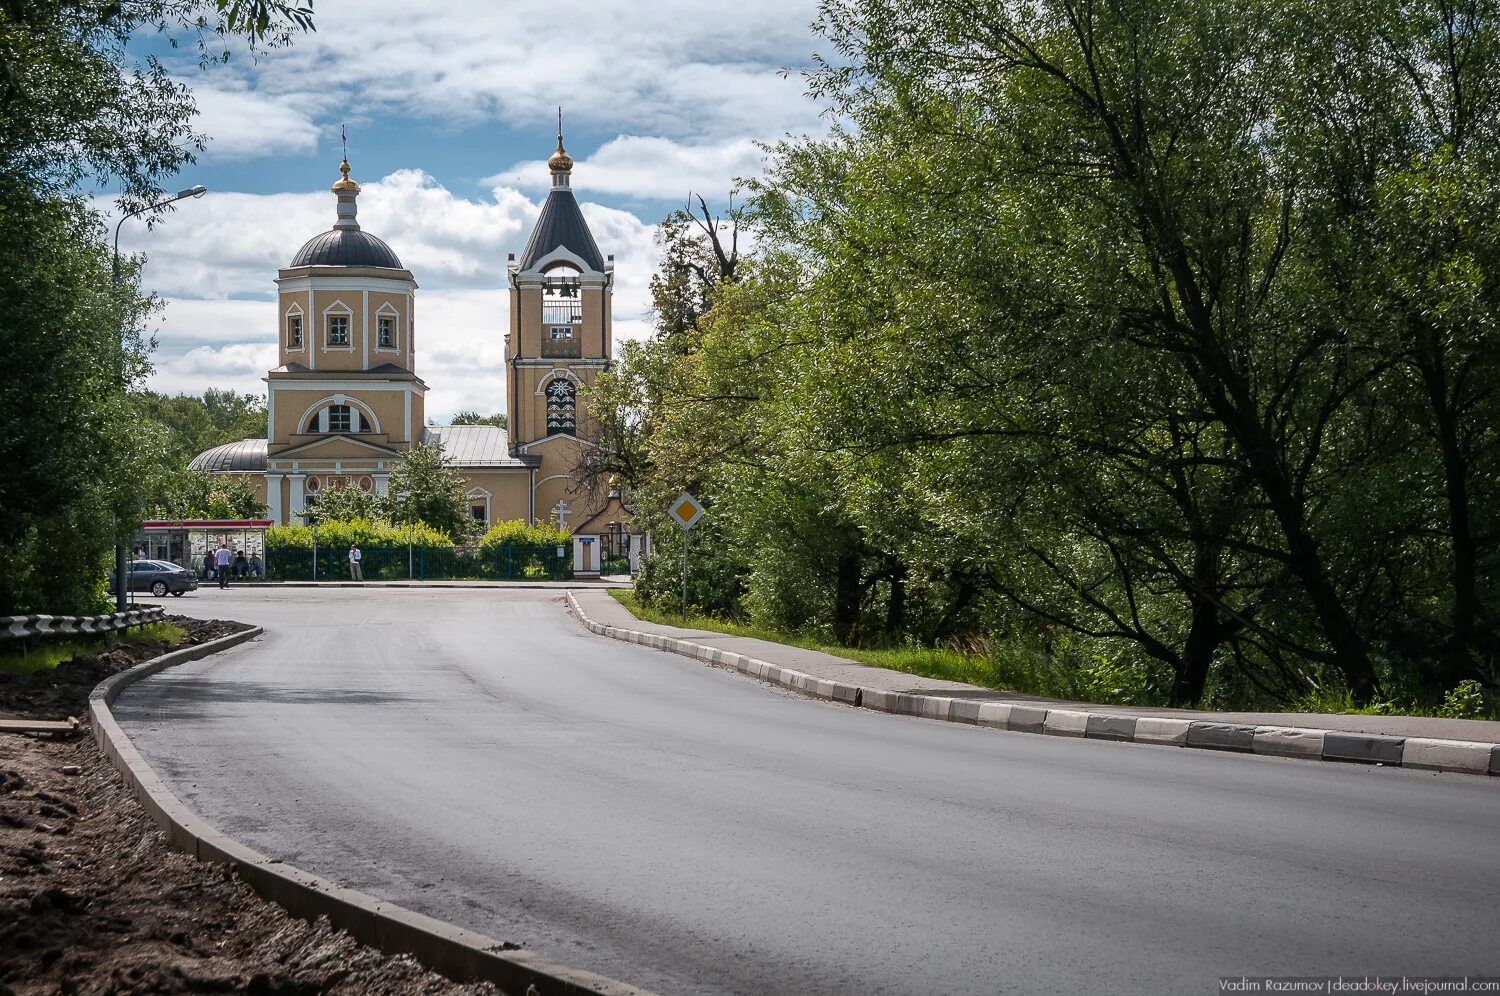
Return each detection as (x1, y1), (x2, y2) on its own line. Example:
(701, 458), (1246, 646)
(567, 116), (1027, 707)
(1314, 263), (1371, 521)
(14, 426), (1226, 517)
(188, 438), (267, 473)
(425, 425), (527, 467)
(289, 229), (404, 269)
(516, 188), (605, 272)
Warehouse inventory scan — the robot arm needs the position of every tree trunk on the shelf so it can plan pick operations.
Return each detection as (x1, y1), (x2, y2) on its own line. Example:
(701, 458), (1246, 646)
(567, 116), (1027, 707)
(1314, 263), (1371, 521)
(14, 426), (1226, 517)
(832, 550), (862, 646)
(1160, 246), (1380, 701)
(1172, 593), (1221, 706)
(1418, 349), (1480, 691)
(884, 559), (907, 637)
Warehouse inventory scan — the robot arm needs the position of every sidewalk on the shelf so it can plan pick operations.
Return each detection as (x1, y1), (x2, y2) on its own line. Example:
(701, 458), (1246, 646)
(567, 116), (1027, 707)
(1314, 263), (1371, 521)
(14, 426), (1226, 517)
(570, 589), (1500, 774)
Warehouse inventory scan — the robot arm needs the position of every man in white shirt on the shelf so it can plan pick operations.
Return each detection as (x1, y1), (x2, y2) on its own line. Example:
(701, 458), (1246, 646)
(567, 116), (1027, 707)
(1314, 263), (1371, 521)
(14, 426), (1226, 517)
(215, 541), (232, 589)
(348, 544), (363, 582)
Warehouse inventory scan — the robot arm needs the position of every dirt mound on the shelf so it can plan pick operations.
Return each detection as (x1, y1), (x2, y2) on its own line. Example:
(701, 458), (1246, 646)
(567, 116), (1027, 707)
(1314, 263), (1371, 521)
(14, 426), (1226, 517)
(0, 620), (505, 996)
(0, 616), (247, 722)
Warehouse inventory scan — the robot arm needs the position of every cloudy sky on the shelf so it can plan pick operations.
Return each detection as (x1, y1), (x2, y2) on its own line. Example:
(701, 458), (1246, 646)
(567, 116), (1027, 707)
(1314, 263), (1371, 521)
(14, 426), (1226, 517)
(116, 0), (826, 421)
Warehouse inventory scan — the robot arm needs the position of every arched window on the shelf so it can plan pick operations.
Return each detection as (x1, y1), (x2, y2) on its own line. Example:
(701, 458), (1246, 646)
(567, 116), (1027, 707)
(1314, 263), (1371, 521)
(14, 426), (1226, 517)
(545, 379), (576, 436)
(304, 404), (370, 433)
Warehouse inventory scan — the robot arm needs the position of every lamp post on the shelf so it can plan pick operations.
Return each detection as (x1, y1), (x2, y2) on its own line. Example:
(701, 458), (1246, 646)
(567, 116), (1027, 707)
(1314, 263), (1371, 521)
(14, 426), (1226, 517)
(111, 184), (208, 612)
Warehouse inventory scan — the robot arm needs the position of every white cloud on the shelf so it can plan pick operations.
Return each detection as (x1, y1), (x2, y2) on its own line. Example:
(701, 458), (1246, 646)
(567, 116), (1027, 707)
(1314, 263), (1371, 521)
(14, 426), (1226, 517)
(131, 173), (663, 421)
(181, 0), (824, 145)
(190, 84), (322, 160)
(489, 135), (764, 201)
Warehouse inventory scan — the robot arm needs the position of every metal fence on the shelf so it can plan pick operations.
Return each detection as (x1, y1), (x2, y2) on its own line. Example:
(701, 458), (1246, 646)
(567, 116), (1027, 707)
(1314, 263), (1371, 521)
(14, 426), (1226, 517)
(2, 606), (167, 641)
(265, 545), (572, 582)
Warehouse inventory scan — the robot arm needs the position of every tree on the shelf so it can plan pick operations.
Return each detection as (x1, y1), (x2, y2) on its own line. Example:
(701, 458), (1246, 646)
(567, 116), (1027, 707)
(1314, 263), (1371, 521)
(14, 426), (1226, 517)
(451, 410), (507, 428)
(148, 469), (267, 520)
(385, 442), (472, 539)
(0, 0), (312, 613)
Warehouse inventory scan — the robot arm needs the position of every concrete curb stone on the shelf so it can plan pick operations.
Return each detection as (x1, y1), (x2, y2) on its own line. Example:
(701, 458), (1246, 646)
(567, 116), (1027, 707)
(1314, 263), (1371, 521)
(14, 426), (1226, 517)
(90, 625), (652, 996)
(1322, 731), (1406, 766)
(1253, 727), (1325, 758)
(564, 591), (1500, 780)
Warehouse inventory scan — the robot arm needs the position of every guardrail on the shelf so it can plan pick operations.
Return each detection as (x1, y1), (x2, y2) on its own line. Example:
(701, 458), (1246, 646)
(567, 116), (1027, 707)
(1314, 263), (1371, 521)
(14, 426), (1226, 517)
(2, 607), (166, 641)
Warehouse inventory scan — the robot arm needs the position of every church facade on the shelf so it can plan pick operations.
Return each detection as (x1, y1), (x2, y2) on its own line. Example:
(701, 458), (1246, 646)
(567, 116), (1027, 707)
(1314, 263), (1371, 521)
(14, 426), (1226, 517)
(190, 128), (615, 534)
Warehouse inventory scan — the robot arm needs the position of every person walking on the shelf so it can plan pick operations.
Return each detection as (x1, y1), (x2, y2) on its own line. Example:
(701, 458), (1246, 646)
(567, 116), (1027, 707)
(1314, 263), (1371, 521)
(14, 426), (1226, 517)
(203, 549), (215, 582)
(215, 541), (233, 589)
(348, 544), (363, 582)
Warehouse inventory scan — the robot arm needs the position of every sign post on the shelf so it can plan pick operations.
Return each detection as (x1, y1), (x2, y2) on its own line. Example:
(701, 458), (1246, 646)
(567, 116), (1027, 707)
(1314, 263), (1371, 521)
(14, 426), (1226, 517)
(667, 492), (705, 620)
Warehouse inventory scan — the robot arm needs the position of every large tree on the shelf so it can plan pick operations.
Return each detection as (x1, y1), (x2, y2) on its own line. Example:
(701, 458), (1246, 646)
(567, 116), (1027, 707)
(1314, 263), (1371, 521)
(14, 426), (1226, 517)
(0, 0), (312, 613)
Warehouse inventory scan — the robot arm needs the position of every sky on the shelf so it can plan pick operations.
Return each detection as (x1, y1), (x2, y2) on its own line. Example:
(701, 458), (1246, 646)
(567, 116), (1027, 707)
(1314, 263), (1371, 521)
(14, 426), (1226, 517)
(115, 0), (827, 422)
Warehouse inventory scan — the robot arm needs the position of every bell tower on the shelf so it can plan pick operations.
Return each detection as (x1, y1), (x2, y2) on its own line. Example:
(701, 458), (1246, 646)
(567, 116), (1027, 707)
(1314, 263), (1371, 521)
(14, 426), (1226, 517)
(506, 112), (613, 521)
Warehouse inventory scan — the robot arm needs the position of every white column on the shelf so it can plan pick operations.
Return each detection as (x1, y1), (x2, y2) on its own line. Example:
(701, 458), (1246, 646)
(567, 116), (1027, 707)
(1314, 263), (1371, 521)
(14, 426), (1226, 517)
(265, 474), (284, 524)
(287, 474), (306, 518)
(373, 473), (389, 497)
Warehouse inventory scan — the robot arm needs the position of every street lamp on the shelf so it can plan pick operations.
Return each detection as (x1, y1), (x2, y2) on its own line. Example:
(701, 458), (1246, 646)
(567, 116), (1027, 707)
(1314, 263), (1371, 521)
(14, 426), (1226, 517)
(111, 184), (208, 611)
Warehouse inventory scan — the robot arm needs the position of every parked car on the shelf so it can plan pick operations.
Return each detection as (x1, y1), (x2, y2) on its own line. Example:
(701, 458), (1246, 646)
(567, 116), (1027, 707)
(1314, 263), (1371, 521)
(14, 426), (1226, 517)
(107, 560), (198, 597)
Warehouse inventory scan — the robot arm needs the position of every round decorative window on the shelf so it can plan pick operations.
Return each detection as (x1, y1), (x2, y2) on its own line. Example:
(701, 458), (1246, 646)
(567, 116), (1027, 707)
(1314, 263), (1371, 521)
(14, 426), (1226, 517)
(359, 476), (374, 493)
(306, 475), (321, 493)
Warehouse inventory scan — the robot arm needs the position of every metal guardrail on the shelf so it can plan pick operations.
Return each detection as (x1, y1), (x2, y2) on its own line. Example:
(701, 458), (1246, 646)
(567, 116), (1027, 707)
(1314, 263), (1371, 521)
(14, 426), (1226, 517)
(1, 606), (166, 641)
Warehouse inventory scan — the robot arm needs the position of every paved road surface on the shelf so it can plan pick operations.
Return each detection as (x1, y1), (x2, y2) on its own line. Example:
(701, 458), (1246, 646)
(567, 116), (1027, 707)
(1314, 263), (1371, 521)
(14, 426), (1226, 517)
(115, 588), (1500, 995)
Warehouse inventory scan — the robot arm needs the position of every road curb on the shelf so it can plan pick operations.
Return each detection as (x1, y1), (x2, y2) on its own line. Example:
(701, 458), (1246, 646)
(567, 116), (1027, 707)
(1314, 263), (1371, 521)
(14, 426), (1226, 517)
(90, 626), (653, 996)
(566, 592), (1500, 780)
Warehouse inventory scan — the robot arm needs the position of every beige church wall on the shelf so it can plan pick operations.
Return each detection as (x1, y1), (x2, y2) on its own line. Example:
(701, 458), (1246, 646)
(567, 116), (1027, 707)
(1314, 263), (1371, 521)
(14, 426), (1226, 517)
(580, 287), (604, 358)
(308, 289), (367, 372)
(367, 289), (409, 359)
(269, 387), (416, 445)
(459, 470), (533, 525)
(514, 286), (544, 356)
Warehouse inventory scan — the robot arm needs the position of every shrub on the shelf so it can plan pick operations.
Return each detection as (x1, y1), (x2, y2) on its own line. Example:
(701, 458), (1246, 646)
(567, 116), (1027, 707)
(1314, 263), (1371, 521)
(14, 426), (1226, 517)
(1438, 679), (1489, 720)
(266, 518), (451, 549)
(477, 519), (570, 549)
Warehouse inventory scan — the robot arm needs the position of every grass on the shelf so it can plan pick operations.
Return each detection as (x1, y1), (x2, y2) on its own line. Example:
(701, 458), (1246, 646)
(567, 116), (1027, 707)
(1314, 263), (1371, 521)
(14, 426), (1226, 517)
(609, 589), (1027, 693)
(0, 621), (188, 676)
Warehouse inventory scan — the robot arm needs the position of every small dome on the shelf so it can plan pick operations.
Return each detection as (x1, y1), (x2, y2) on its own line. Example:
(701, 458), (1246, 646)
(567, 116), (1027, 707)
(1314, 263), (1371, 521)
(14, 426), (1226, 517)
(289, 230), (404, 269)
(189, 438), (267, 473)
(548, 138), (574, 174)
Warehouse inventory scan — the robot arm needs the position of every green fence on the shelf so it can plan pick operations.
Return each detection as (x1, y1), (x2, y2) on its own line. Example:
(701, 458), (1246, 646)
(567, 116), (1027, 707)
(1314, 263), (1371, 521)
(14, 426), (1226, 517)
(266, 544), (572, 582)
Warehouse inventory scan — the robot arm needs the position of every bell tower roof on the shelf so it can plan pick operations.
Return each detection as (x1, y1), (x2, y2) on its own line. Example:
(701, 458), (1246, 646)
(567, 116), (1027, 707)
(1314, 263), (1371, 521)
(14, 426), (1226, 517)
(515, 111), (604, 273)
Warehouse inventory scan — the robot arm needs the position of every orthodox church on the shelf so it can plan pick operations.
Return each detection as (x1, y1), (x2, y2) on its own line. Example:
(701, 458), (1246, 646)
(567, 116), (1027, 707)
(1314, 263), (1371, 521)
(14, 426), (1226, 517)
(189, 126), (624, 537)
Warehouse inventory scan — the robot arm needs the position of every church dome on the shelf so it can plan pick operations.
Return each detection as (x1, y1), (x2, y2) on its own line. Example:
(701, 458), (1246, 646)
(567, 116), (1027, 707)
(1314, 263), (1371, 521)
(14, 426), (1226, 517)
(189, 438), (267, 473)
(290, 229), (403, 269)
(288, 157), (404, 270)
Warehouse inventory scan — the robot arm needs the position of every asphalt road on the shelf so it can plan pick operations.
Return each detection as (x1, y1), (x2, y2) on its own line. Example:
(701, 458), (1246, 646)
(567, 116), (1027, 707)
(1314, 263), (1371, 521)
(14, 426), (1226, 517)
(116, 588), (1500, 995)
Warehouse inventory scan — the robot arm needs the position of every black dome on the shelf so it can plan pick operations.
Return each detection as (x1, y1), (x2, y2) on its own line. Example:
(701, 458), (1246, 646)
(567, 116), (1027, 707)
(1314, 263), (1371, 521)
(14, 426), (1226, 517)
(290, 229), (403, 269)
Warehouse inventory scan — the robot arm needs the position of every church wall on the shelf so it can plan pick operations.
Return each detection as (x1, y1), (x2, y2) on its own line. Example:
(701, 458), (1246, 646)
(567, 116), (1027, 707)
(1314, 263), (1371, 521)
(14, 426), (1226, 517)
(459, 469), (533, 525)
(514, 286), (544, 357)
(268, 385), (419, 447)
(580, 286), (604, 358)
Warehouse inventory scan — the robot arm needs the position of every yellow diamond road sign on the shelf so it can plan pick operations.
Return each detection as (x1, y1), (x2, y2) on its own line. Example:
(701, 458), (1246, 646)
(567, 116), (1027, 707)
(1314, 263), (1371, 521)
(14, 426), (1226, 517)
(669, 492), (705, 530)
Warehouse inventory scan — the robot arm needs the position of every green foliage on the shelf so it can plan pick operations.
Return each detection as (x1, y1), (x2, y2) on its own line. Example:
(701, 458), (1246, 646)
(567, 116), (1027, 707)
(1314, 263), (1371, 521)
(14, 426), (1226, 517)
(1438, 680), (1490, 721)
(148, 468), (267, 520)
(0, 191), (154, 615)
(134, 390), (266, 466)
(0, 0), (313, 614)
(305, 484), (382, 524)
(385, 441), (473, 540)
(450, 410), (507, 428)
(603, 0), (1500, 714)
(265, 519), (451, 550)
(478, 519), (570, 548)
(0, 621), (186, 676)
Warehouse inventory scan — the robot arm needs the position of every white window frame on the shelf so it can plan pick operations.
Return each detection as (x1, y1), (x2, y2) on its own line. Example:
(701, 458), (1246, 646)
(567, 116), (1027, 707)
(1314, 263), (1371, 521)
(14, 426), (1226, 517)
(375, 302), (400, 352)
(285, 304), (305, 351)
(323, 300), (354, 351)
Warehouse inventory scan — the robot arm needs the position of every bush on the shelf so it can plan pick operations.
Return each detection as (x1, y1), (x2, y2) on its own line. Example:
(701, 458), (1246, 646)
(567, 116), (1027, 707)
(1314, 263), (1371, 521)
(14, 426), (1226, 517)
(1438, 679), (1490, 720)
(477, 519), (570, 549)
(266, 518), (451, 550)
